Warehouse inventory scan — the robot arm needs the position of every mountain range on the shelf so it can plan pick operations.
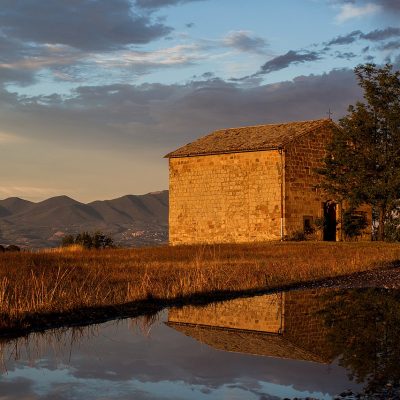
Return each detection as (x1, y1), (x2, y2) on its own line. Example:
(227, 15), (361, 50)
(0, 191), (168, 248)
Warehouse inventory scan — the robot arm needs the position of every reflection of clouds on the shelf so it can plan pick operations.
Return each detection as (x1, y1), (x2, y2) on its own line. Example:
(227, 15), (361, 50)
(2, 366), (333, 400)
(0, 376), (35, 399)
(0, 303), (358, 399)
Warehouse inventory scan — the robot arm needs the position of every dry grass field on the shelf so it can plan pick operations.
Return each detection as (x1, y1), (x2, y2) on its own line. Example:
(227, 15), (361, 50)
(1, 242), (400, 334)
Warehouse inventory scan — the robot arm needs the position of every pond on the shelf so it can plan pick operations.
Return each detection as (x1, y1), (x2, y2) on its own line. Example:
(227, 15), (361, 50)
(1, 287), (399, 399)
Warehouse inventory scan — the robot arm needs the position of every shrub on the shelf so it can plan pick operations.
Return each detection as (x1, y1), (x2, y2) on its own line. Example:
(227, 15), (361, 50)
(5, 245), (20, 252)
(385, 214), (400, 242)
(343, 210), (368, 240)
(61, 231), (114, 249)
(286, 230), (308, 241)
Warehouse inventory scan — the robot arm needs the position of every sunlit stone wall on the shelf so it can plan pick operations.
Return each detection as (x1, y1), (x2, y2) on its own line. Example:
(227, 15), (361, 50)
(169, 150), (282, 245)
(284, 126), (332, 239)
(168, 294), (284, 333)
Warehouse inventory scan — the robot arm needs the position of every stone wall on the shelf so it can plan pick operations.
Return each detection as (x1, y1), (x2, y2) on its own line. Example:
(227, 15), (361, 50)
(284, 290), (334, 362)
(168, 293), (284, 333)
(284, 127), (332, 238)
(169, 150), (282, 245)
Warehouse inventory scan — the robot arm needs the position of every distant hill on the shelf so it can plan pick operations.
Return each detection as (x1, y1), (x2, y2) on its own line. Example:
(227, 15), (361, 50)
(0, 191), (168, 248)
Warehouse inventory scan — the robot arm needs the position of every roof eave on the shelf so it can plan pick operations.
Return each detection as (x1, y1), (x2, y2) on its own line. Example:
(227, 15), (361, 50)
(164, 146), (281, 159)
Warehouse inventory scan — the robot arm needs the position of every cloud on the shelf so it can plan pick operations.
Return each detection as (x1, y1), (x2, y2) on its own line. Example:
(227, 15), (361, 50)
(0, 0), (171, 51)
(326, 27), (400, 46)
(334, 51), (357, 60)
(327, 30), (362, 46)
(331, 0), (400, 16)
(256, 50), (322, 75)
(92, 43), (206, 77)
(380, 41), (400, 51)
(378, 0), (400, 13)
(0, 66), (36, 85)
(135, 0), (205, 9)
(335, 2), (381, 22)
(0, 69), (361, 151)
(223, 31), (268, 54)
(0, 131), (27, 143)
(323, 26), (400, 55)
(0, 39), (90, 85)
(360, 27), (400, 41)
(0, 68), (364, 200)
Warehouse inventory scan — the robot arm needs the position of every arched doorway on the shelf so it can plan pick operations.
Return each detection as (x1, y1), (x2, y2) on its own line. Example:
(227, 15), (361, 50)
(323, 202), (337, 241)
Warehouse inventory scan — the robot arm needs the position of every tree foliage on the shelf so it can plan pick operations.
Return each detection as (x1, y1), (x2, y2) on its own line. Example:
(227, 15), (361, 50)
(318, 64), (400, 240)
(61, 231), (114, 249)
(342, 209), (368, 240)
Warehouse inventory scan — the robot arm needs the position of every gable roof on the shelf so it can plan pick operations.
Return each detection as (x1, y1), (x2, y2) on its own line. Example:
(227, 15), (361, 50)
(165, 118), (338, 158)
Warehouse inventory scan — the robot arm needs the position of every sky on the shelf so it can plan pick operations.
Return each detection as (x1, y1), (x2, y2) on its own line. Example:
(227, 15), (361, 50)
(0, 0), (399, 202)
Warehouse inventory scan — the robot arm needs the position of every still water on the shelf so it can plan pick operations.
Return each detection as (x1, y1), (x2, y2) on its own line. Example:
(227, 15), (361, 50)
(0, 288), (399, 399)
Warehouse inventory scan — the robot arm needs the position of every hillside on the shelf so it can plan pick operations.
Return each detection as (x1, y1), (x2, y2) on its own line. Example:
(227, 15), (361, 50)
(0, 191), (168, 248)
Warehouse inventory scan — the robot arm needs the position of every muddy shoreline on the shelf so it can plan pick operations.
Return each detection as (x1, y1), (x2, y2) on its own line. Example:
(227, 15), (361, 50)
(1, 264), (399, 341)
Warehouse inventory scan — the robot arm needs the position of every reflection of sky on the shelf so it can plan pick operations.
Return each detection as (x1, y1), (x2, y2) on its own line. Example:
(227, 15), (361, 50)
(0, 310), (359, 400)
(2, 367), (334, 400)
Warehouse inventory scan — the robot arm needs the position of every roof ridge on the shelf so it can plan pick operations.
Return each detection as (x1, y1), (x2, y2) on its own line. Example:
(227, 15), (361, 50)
(165, 118), (338, 158)
(212, 118), (330, 132)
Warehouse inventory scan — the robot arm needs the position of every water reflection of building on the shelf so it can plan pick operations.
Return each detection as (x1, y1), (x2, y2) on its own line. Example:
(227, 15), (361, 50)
(167, 290), (333, 364)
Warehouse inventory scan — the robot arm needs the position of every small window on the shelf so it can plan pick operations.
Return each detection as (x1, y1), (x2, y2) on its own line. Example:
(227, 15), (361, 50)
(303, 216), (314, 234)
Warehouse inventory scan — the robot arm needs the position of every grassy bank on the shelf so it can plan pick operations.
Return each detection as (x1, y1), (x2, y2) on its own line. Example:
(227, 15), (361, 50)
(1, 242), (400, 335)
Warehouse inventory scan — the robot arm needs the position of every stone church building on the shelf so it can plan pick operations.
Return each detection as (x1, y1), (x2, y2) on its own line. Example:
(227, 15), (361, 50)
(165, 119), (369, 245)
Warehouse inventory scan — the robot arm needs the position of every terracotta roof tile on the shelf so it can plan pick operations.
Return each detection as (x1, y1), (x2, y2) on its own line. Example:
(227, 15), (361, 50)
(165, 118), (338, 158)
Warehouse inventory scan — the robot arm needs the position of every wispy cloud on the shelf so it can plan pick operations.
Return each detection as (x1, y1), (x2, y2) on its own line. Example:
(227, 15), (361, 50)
(135, 0), (205, 9)
(0, 0), (172, 51)
(256, 50), (322, 75)
(91, 43), (209, 78)
(222, 31), (268, 54)
(0, 132), (27, 144)
(335, 3), (381, 23)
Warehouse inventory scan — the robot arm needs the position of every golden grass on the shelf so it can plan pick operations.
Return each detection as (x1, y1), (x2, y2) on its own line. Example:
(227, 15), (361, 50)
(41, 244), (85, 253)
(0, 242), (400, 333)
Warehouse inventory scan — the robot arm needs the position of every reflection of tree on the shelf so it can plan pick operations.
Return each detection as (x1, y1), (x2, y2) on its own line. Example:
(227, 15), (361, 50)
(320, 288), (400, 395)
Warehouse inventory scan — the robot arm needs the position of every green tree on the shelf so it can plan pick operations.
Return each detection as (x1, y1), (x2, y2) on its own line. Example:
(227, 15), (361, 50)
(61, 234), (75, 247)
(92, 231), (114, 249)
(318, 64), (400, 240)
(384, 208), (400, 242)
(61, 231), (114, 249)
(342, 209), (368, 240)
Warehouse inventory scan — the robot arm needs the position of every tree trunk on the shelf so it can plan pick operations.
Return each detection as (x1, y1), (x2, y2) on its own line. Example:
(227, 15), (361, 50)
(378, 206), (386, 241)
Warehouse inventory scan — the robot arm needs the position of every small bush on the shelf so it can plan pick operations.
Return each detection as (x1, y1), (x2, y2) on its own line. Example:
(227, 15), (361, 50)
(5, 245), (20, 252)
(61, 231), (114, 249)
(385, 215), (400, 242)
(343, 210), (368, 240)
(286, 230), (308, 241)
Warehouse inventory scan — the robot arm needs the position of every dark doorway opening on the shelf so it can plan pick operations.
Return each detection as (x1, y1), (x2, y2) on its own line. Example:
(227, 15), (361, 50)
(323, 202), (337, 241)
